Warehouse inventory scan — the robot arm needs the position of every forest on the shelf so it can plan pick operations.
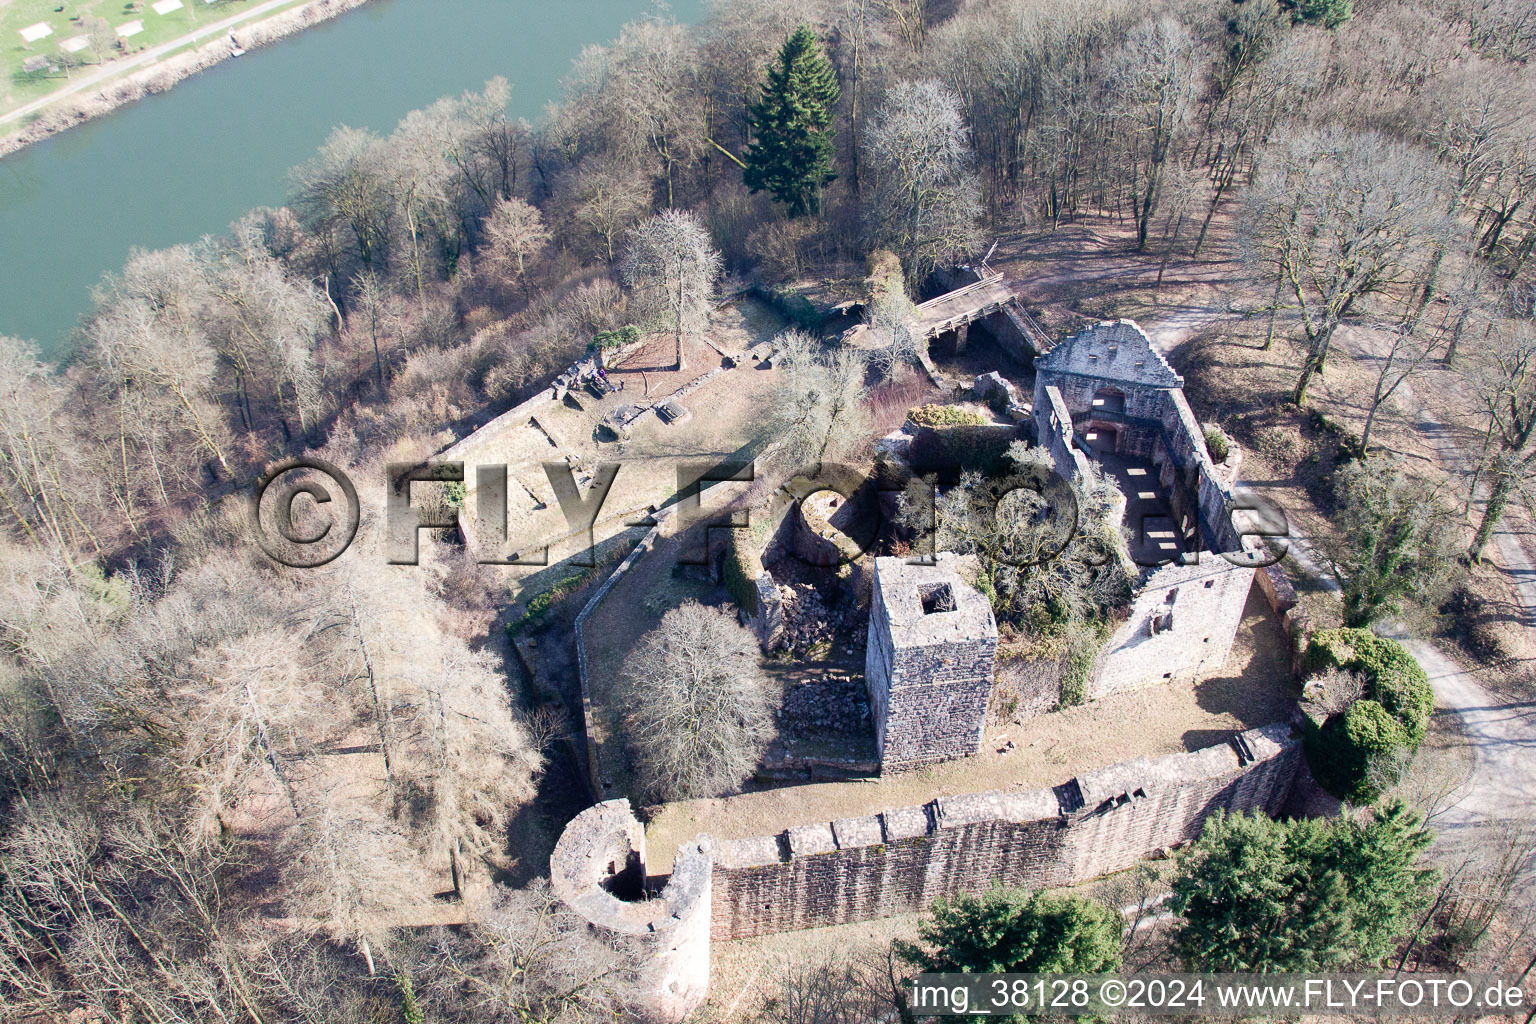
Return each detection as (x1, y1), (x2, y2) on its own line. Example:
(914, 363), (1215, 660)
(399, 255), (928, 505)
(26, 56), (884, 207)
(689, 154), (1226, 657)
(1, 0), (1535, 1019)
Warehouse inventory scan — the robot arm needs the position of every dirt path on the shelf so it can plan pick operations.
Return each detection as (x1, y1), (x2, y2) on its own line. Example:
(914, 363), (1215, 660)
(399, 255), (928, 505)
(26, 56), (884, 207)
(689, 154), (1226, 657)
(1, 0), (302, 129)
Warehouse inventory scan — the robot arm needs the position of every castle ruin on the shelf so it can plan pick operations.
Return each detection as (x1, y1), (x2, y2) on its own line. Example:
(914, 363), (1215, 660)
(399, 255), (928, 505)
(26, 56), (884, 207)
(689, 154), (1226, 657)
(548, 313), (1294, 1020)
(552, 724), (1300, 1020)
(864, 554), (998, 770)
(1032, 320), (1256, 698)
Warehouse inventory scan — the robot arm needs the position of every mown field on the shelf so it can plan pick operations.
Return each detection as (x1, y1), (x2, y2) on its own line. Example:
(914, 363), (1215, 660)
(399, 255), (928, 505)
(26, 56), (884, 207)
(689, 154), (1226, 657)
(1, 0), (303, 116)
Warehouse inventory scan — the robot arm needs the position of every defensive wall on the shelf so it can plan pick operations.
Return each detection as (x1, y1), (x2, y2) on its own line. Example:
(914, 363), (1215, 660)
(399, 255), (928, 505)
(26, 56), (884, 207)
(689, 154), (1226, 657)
(552, 722), (1301, 1019)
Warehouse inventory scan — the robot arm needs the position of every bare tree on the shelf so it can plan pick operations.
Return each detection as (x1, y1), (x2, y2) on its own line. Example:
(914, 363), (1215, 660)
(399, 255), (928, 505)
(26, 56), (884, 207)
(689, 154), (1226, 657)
(283, 786), (431, 976)
(1107, 15), (1199, 251)
(290, 126), (395, 277)
(1360, 322), (1439, 454)
(1463, 314), (1536, 562)
(567, 156), (652, 262)
(621, 601), (772, 801)
(864, 79), (984, 281)
(0, 337), (101, 554)
(1243, 130), (1449, 405)
(761, 947), (892, 1024)
(481, 197), (552, 297)
(561, 20), (706, 208)
(1302, 667), (1366, 718)
(411, 882), (637, 1022)
(768, 330), (871, 470)
(620, 209), (722, 371)
(409, 646), (541, 900)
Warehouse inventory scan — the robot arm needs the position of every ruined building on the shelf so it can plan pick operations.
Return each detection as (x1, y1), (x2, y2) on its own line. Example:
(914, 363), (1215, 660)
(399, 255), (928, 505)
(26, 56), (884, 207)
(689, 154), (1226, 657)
(864, 554), (998, 770)
(552, 725), (1300, 1021)
(548, 316), (1288, 1020)
(1032, 319), (1255, 699)
(857, 320), (1258, 776)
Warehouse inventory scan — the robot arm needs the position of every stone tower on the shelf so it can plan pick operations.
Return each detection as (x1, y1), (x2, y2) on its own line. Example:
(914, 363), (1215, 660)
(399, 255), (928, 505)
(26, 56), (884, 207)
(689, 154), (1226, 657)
(548, 800), (713, 1022)
(864, 554), (999, 771)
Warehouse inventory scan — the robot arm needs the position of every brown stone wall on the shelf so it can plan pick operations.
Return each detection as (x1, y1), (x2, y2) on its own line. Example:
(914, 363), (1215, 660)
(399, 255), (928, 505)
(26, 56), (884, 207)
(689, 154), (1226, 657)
(705, 723), (1299, 941)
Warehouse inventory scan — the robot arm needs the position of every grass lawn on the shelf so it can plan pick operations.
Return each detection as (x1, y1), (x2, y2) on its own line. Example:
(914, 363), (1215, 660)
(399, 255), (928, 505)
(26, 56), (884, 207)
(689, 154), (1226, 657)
(2, 0), (307, 119)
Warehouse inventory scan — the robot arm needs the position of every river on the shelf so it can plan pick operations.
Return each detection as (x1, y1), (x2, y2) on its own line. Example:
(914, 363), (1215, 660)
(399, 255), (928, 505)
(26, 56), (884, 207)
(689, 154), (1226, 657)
(0, 0), (701, 359)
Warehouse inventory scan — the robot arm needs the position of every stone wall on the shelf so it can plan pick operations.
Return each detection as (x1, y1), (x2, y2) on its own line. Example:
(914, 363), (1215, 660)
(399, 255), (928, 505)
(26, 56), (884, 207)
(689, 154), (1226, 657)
(706, 722), (1298, 940)
(865, 556), (999, 771)
(1036, 385), (1095, 484)
(549, 801), (713, 1023)
(1092, 554), (1255, 698)
(552, 728), (1300, 1017)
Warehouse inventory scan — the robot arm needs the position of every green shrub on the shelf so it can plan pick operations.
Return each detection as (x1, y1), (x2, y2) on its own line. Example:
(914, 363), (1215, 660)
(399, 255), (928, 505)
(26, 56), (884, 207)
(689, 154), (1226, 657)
(591, 324), (641, 351)
(1303, 629), (1431, 743)
(1302, 628), (1432, 798)
(910, 404), (990, 427)
(1204, 425), (1231, 463)
(749, 285), (822, 330)
(1307, 700), (1406, 802)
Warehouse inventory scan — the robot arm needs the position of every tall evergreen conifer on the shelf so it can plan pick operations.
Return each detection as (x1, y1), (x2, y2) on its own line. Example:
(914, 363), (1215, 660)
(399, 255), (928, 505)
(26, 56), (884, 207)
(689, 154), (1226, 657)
(744, 26), (840, 217)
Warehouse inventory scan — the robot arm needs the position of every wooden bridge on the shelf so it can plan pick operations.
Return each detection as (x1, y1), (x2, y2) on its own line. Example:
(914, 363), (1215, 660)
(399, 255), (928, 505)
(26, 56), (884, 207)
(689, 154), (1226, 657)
(911, 266), (1053, 353)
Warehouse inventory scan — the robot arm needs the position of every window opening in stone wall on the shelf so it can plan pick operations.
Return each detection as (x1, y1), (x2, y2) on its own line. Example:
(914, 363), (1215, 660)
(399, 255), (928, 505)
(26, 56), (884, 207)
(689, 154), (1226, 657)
(919, 582), (956, 615)
(600, 850), (647, 902)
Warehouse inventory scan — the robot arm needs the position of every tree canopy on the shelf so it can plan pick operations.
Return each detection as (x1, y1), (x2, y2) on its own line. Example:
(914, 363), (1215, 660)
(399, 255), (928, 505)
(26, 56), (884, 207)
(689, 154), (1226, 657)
(743, 26), (840, 217)
(897, 886), (1123, 977)
(1172, 803), (1435, 971)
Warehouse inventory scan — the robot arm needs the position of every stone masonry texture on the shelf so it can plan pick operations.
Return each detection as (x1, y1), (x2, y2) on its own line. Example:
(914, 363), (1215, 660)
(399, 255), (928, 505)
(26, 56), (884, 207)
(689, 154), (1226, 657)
(865, 555), (999, 771)
(705, 722), (1299, 941)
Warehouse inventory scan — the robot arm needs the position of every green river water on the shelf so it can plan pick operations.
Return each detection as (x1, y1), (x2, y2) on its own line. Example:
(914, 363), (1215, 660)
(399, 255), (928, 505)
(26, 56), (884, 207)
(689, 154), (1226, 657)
(0, 0), (701, 358)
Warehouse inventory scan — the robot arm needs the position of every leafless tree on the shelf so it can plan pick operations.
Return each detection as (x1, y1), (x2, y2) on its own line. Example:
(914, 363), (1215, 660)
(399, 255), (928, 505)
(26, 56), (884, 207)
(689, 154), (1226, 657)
(621, 601), (772, 801)
(1462, 314), (1536, 562)
(1360, 321), (1439, 454)
(411, 882), (638, 1023)
(0, 337), (101, 554)
(409, 645), (541, 899)
(1243, 130), (1450, 405)
(1302, 667), (1367, 718)
(759, 947), (892, 1024)
(283, 785), (431, 976)
(290, 126), (395, 277)
(567, 156), (651, 262)
(480, 197), (551, 299)
(864, 79), (984, 281)
(620, 209), (722, 371)
(561, 20), (706, 208)
(1106, 15), (1200, 251)
(768, 330), (871, 470)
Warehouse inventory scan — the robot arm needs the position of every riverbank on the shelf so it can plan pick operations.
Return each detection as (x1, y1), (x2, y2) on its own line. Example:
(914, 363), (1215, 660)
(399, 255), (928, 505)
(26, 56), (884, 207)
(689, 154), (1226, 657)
(0, 0), (375, 160)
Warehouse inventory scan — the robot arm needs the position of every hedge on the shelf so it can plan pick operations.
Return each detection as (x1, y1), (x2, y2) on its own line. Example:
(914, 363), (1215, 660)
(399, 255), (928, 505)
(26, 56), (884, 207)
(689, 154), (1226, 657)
(722, 530), (765, 616)
(908, 424), (1022, 479)
(1305, 699), (1407, 802)
(1303, 628), (1432, 743)
(1302, 628), (1433, 800)
(591, 324), (640, 350)
(748, 285), (823, 331)
(910, 404), (990, 427)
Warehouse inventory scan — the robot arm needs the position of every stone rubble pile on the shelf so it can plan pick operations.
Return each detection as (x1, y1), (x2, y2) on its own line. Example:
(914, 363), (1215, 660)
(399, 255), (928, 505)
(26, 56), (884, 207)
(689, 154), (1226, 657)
(777, 582), (867, 653)
(778, 671), (871, 736)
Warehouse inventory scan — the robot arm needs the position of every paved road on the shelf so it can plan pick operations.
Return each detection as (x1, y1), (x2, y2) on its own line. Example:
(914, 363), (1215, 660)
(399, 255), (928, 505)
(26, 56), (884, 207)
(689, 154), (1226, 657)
(1, 0), (301, 130)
